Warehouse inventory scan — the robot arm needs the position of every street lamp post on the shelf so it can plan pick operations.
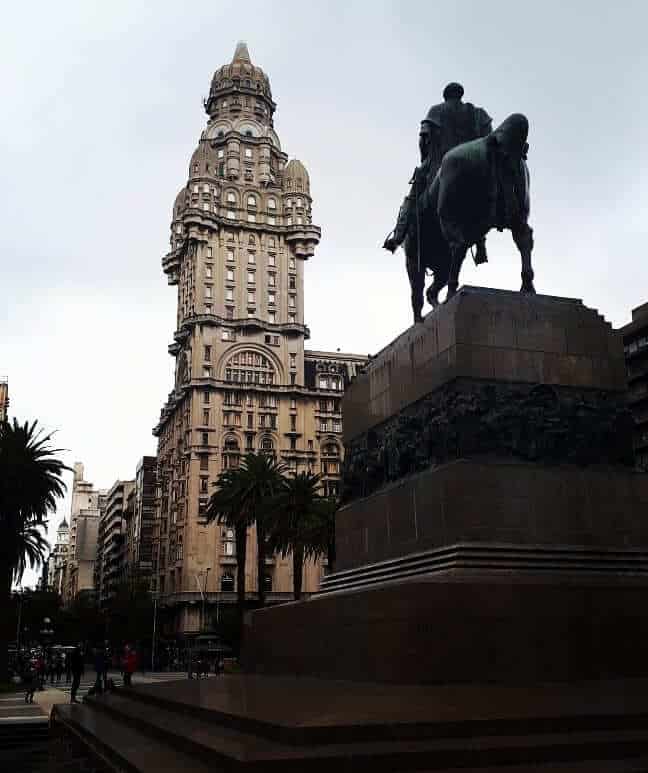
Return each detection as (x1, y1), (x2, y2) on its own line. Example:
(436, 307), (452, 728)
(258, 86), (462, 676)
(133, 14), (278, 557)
(151, 593), (158, 673)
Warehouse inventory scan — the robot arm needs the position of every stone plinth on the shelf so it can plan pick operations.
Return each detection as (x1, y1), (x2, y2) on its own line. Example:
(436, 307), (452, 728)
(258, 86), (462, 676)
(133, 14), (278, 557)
(344, 286), (626, 445)
(242, 287), (648, 686)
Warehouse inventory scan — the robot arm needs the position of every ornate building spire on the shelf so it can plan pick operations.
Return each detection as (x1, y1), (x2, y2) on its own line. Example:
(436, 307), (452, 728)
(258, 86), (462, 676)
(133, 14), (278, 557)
(232, 40), (251, 63)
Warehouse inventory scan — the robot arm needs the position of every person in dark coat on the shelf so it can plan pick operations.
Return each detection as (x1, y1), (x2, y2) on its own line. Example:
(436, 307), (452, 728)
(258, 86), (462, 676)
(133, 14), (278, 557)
(70, 646), (85, 704)
(93, 647), (108, 693)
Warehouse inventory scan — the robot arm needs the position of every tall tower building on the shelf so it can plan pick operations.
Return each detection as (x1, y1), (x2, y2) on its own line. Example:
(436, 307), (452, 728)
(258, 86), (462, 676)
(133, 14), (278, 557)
(153, 43), (367, 637)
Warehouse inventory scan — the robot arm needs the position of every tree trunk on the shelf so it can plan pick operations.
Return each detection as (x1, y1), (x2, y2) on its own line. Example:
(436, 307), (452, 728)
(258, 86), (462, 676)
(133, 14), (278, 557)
(292, 546), (304, 601)
(256, 520), (266, 607)
(0, 559), (13, 683)
(235, 526), (247, 643)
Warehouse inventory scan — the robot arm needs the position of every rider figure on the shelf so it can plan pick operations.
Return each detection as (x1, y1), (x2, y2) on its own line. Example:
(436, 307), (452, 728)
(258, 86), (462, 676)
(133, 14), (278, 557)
(384, 83), (492, 264)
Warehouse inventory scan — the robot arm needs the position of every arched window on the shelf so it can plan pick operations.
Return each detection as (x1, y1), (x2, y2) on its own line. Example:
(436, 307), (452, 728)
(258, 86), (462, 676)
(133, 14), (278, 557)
(260, 436), (274, 453)
(247, 195), (256, 208)
(248, 234), (256, 246)
(267, 198), (276, 210)
(193, 162), (199, 173)
(221, 573), (234, 592)
(296, 198), (303, 207)
(222, 436), (240, 469)
(223, 350), (276, 385)
(226, 191), (237, 204)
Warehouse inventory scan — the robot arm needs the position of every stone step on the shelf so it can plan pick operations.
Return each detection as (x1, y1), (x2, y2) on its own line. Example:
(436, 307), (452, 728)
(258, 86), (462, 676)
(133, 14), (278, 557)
(81, 689), (648, 770)
(51, 703), (212, 773)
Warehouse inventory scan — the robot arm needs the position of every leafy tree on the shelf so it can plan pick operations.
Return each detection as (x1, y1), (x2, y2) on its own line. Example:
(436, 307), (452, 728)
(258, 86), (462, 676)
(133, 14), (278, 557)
(269, 472), (324, 600)
(0, 419), (69, 680)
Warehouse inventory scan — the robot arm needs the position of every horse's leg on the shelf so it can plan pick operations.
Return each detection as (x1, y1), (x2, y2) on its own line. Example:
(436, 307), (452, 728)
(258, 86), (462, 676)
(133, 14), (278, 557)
(512, 222), (535, 293)
(446, 241), (467, 300)
(406, 243), (425, 324)
(426, 266), (448, 308)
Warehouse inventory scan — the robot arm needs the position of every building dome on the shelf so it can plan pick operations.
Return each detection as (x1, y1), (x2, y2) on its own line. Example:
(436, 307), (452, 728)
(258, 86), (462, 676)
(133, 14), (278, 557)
(173, 187), (188, 216)
(207, 42), (273, 114)
(283, 159), (310, 195)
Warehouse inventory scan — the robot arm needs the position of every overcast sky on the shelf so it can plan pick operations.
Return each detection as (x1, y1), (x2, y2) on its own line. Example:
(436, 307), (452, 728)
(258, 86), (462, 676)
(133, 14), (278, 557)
(2, 1), (647, 586)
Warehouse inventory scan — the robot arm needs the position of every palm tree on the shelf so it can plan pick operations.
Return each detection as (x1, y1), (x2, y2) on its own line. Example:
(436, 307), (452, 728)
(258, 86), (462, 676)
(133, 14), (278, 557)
(12, 523), (50, 584)
(236, 453), (285, 607)
(310, 495), (338, 574)
(0, 418), (69, 680)
(268, 472), (323, 600)
(205, 467), (250, 633)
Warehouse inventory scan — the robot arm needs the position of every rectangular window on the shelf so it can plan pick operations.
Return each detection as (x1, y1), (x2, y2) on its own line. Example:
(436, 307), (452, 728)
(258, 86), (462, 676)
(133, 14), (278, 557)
(268, 254), (276, 266)
(289, 275), (296, 289)
(226, 306), (234, 319)
(200, 477), (208, 493)
(227, 250), (235, 261)
(204, 345), (211, 361)
(320, 419), (328, 432)
(290, 415), (296, 431)
(222, 330), (232, 341)
(268, 291), (276, 306)
(247, 214), (256, 223)
(319, 377), (328, 389)
(227, 269), (234, 281)
(290, 437), (296, 450)
(248, 253), (256, 264)
(205, 286), (212, 298)
(244, 147), (253, 158)
(217, 149), (224, 158)
(206, 265), (213, 279)
(247, 271), (255, 284)
(289, 313), (296, 323)
(227, 210), (235, 219)
(268, 311), (276, 324)
(289, 257), (296, 269)
(203, 389), (210, 404)
(192, 184), (199, 193)
(204, 304), (212, 313)
(247, 292), (255, 304)
(290, 373), (296, 385)
(268, 273), (276, 286)
(206, 246), (213, 258)
(289, 295), (296, 307)
(203, 183), (209, 193)
(290, 398), (297, 409)
(202, 432), (209, 445)
(333, 420), (342, 433)
(247, 413), (253, 428)
(308, 439), (313, 450)
(200, 454), (208, 470)
(286, 217), (292, 226)
(267, 216), (276, 225)
(290, 353), (296, 368)
(203, 366), (212, 378)
(226, 288), (234, 301)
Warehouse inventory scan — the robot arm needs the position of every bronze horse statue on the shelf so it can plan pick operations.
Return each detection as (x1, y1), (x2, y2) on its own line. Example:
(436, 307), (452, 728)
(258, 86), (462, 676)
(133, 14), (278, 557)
(405, 113), (536, 322)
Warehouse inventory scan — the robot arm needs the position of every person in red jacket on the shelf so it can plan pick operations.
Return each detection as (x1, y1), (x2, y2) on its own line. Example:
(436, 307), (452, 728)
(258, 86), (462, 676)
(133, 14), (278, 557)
(122, 644), (137, 687)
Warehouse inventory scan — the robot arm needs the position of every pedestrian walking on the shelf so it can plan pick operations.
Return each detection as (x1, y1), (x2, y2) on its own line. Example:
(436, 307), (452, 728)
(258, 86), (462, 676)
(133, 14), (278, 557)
(122, 644), (137, 687)
(70, 645), (84, 704)
(93, 646), (108, 693)
(23, 660), (37, 704)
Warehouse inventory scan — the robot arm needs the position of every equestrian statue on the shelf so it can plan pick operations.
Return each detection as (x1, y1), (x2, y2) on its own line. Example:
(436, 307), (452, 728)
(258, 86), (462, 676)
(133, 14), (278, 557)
(384, 83), (536, 323)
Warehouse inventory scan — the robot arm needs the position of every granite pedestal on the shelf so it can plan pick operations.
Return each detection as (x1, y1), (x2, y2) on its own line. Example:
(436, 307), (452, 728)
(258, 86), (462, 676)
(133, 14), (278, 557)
(51, 287), (648, 770)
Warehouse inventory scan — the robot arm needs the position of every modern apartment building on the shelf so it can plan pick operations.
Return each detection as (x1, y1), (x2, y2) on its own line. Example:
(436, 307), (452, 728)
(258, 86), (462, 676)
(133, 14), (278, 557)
(152, 42), (367, 636)
(621, 301), (648, 469)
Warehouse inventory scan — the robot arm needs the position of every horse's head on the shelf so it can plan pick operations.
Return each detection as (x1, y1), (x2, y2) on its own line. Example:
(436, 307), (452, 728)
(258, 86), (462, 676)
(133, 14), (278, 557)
(490, 113), (529, 159)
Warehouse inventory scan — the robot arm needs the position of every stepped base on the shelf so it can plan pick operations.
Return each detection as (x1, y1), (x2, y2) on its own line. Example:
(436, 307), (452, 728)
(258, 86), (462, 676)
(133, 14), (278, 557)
(50, 676), (648, 771)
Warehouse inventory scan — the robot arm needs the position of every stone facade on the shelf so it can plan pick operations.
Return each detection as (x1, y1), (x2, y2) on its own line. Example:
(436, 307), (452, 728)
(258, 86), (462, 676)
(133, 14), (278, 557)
(152, 42), (367, 636)
(46, 517), (69, 596)
(63, 463), (103, 604)
(0, 376), (8, 422)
